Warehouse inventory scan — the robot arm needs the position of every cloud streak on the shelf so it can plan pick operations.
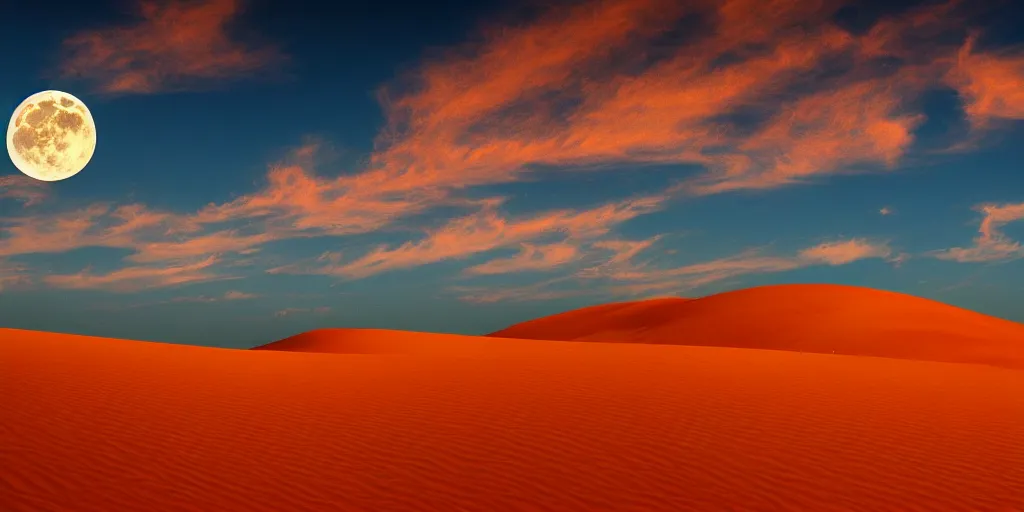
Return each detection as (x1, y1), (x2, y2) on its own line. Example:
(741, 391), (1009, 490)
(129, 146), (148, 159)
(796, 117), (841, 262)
(464, 242), (580, 275)
(454, 236), (897, 303)
(270, 194), (666, 279)
(933, 202), (1024, 262)
(0, 176), (49, 206)
(0, 261), (32, 292)
(61, 0), (283, 93)
(43, 255), (232, 292)
(947, 35), (1024, 126)
(274, 306), (330, 318)
(459, 237), (895, 303)
(168, 290), (259, 303)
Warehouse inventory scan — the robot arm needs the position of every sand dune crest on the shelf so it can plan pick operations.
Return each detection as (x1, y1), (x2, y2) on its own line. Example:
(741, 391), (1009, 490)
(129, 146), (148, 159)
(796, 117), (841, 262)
(490, 284), (1024, 369)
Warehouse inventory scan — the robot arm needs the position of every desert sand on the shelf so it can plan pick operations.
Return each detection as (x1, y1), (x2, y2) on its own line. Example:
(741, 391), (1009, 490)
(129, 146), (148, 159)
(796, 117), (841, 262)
(3, 316), (1024, 511)
(490, 284), (1024, 369)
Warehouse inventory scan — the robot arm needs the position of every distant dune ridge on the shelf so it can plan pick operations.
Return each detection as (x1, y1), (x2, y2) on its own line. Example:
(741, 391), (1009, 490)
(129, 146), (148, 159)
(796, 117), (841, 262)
(255, 327), (644, 357)
(4, 284), (1024, 511)
(258, 284), (1024, 369)
(489, 284), (1024, 369)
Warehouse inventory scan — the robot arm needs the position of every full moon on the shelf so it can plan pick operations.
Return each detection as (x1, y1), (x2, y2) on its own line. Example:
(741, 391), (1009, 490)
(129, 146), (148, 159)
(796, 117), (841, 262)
(6, 90), (97, 182)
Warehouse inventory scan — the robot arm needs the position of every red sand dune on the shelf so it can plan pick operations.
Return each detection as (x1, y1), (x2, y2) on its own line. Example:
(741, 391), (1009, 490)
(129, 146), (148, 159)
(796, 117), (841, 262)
(489, 284), (1024, 369)
(255, 327), (534, 354)
(256, 327), (627, 356)
(3, 327), (1024, 511)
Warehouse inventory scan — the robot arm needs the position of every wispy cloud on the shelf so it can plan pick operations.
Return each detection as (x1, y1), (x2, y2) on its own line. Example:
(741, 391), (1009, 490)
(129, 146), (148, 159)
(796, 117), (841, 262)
(0, 203), (187, 258)
(685, 75), (926, 194)
(464, 242), (580, 275)
(43, 256), (232, 292)
(575, 236), (664, 280)
(169, 289), (259, 303)
(222, 290), (258, 300)
(61, 0), (284, 93)
(274, 306), (331, 318)
(453, 276), (582, 304)
(456, 237), (895, 303)
(0, 261), (32, 292)
(0, 176), (49, 206)
(933, 201), (1024, 262)
(798, 239), (895, 265)
(270, 194), (665, 279)
(100, 289), (261, 309)
(946, 35), (1024, 127)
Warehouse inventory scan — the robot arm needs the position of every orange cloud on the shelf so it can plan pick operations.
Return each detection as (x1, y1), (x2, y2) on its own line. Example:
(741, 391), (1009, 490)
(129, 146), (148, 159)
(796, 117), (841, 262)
(612, 252), (806, 286)
(61, 0), (283, 93)
(0, 145), (431, 290)
(0, 261), (32, 292)
(456, 237), (893, 303)
(44, 256), (230, 292)
(465, 242), (580, 275)
(662, 239), (891, 281)
(169, 290), (258, 303)
(192, 160), (445, 237)
(947, 36), (1024, 126)
(126, 230), (276, 263)
(0, 176), (49, 206)
(591, 237), (662, 266)
(933, 201), (1024, 262)
(362, 0), (985, 204)
(0, 204), (116, 257)
(0, 202), (201, 258)
(365, 0), (859, 198)
(798, 239), (894, 265)
(687, 79), (925, 194)
(383, 0), (686, 141)
(575, 236), (663, 280)
(0, 198), (281, 290)
(858, 0), (965, 61)
(581, 239), (892, 296)
(271, 194), (665, 279)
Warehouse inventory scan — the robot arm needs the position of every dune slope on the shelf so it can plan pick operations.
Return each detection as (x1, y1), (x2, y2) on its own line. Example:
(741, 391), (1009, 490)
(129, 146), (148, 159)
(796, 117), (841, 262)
(255, 328), (526, 354)
(256, 327), (622, 356)
(3, 327), (1024, 511)
(489, 284), (1024, 369)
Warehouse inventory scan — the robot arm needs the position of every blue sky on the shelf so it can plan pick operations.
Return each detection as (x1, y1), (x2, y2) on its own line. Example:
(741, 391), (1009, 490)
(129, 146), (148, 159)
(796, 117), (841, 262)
(1, 0), (1021, 347)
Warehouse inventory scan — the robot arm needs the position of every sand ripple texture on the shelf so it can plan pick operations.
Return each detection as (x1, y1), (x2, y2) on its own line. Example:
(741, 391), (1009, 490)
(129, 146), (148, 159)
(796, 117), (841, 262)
(3, 328), (1024, 511)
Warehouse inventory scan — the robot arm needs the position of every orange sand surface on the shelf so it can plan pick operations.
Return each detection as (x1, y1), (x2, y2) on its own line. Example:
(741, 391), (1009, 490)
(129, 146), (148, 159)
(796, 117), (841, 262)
(256, 327), (648, 356)
(490, 284), (1024, 369)
(256, 327), (552, 354)
(3, 327), (1024, 511)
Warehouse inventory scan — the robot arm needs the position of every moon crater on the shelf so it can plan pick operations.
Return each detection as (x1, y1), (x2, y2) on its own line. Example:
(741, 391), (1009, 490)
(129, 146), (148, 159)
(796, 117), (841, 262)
(6, 90), (97, 182)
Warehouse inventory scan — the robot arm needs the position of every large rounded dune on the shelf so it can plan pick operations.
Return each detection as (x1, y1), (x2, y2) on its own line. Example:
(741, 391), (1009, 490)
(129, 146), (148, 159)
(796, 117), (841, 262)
(489, 283), (1024, 369)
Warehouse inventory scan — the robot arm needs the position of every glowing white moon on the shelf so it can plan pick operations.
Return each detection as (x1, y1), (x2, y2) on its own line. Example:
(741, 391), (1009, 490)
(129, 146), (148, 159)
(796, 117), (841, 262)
(6, 90), (97, 182)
